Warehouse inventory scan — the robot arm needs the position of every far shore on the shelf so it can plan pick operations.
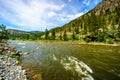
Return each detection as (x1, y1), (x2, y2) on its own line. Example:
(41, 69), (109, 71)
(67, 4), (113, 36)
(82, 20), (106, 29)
(9, 39), (120, 46)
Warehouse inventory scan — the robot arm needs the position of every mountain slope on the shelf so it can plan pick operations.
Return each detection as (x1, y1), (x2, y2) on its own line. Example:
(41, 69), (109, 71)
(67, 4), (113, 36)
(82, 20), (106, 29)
(8, 29), (42, 40)
(8, 29), (30, 35)
(42, 0), (120, 43)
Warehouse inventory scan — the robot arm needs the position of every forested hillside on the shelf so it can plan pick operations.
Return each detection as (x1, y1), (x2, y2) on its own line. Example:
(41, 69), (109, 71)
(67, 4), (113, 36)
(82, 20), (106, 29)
(41, 0), (120, 43)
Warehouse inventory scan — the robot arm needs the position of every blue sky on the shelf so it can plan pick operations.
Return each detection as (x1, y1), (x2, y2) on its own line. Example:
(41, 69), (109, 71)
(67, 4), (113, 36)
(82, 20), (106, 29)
(0, 0), (102, 31)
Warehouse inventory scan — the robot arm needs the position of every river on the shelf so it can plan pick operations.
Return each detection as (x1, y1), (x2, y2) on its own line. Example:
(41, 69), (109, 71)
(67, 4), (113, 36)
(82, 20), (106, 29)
(8, 40), (120, 80)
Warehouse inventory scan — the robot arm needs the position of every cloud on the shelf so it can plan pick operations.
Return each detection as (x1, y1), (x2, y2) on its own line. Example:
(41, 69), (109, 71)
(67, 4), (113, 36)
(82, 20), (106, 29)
(83, 0), (90, 6)
(75, 12), (84, 18)
(49, 4), (65, 11)
(95, 0), (99, 4)
(48, 11), (57, 17)
(68, 0), (72, 2)
(60, 12), (84, 22)
(0, 0), (66, 31)
(0, 0), (87, 31)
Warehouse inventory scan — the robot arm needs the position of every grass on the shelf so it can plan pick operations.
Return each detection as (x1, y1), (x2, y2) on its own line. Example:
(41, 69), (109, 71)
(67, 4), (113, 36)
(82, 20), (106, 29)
(0, 50), (2, 55)
(10, 54), (21, 62)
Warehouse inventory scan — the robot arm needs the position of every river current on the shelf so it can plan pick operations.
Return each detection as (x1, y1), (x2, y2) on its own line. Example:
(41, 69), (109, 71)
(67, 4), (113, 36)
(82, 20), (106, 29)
(8, 40), (120, 80)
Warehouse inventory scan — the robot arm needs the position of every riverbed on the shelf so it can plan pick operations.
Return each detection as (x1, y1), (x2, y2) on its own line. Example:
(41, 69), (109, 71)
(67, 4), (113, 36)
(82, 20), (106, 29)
(8, 40), (120, 80)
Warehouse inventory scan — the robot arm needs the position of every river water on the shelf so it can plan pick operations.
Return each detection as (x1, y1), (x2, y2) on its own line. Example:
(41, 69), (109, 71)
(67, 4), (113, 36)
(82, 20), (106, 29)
(8, 40), (120, 80)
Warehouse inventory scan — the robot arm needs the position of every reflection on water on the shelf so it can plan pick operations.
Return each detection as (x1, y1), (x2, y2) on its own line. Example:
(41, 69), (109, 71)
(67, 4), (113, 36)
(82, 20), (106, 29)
(8, 40), (120, 80)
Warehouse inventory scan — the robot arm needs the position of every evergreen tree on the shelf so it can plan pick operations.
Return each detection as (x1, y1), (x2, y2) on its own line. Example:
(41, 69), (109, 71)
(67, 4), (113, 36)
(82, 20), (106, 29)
(51, 29), (56, 40)
(0, 24), (9, 41)
(75, 26), (79, 34)
(59, 32), (62, 40)
(68, 27), (71, 32)
(63, 30), (67, 41)
(45, 29), (49, 40)
(71, 31), (76, 40)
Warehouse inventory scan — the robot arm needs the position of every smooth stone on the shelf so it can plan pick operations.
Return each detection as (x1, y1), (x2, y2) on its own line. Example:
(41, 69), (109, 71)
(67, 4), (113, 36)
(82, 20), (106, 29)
(4, 47), (9, 50)
(0, 77), (3, 80)
(23, 52), (29, 55)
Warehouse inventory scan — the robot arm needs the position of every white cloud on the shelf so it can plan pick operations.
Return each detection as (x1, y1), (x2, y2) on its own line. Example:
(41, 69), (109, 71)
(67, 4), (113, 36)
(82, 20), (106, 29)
(0, 0), (85, 31)
(75, 12), (84, 18)
(48, 11), (57, 17)
(95, 0), (99, 4)
(49, 4), (65, 11)
(83, 0), (90, 6)
(0, 0), (65, 31)
(68, 0), (72, 2)
(60, 12), (84, 22)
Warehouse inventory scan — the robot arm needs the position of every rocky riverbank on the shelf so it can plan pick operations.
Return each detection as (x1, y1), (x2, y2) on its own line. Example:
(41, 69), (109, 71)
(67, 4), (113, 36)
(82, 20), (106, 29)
(0, 40), (27, 80)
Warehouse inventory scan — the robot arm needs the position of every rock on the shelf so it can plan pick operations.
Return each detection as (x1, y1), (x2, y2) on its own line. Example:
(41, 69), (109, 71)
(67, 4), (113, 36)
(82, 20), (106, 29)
(7, 51), (11, 54)
(20, 52), (29, 55)
(0, 77), (2, 80)
(19, 53), (23, 55)
(16, 61), (19, 65)
(0, 47), (4, 50)
(4, 47), (9, 50)
(23, 52), (29, 55)
(6, 62), (11, 66)
(23, 70), (27, 75)
(11, 52), (16, 55)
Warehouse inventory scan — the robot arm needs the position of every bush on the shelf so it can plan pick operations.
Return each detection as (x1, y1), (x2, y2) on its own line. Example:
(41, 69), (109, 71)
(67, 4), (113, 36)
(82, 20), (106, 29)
(106, 38), (114, 44)
(0, 50), (2, 55)
(83, 35), (97, 42)
(10, 54), (21, 62)
(84, 37), (91, 43)
(97, 33), (104, 42)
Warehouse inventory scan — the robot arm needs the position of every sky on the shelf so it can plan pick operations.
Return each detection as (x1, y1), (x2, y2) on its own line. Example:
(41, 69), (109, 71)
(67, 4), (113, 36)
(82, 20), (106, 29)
(0, 0), (102, 31)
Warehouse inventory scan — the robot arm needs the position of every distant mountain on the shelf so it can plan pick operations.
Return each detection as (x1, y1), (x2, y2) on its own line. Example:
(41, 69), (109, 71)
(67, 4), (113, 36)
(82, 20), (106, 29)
(29, 31), (42, 34)
(8, 29), (30, 35)
(8, 29), (43, 40)
(8, 29), (42, 34)
(42, 0), (120, 42)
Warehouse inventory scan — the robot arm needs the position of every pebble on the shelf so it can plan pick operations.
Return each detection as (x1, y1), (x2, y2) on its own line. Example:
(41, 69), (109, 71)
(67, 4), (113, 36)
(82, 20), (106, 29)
(0, 77), (2, 80)
(0, 41), (27, 80)
(0, 55), (27, 80)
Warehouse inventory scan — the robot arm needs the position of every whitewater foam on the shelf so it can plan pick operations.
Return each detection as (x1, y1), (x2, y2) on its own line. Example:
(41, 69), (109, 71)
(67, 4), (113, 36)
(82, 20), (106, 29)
(60, 56), (94, 80)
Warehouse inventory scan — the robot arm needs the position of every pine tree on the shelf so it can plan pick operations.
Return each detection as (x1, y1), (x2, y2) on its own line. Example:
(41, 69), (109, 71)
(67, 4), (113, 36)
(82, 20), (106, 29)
(0, 24), (9, 40)
(71, 31), (76, 40)
(45, 29), (49, 40)
(63, 30), (67, 41)
(59, 32), (62, 40)
(51, 29), (56, 40)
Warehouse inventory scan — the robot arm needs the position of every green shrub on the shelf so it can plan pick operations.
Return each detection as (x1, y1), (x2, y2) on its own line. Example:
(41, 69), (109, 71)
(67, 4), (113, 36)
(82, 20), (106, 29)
(0, 50), (2, 55)
(10, 54), (21, 62)
(106, 38), (114, 44)
(84, 37), (91, 43)
(0, 66), (5, 69)
(97, 33), (104, 42)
